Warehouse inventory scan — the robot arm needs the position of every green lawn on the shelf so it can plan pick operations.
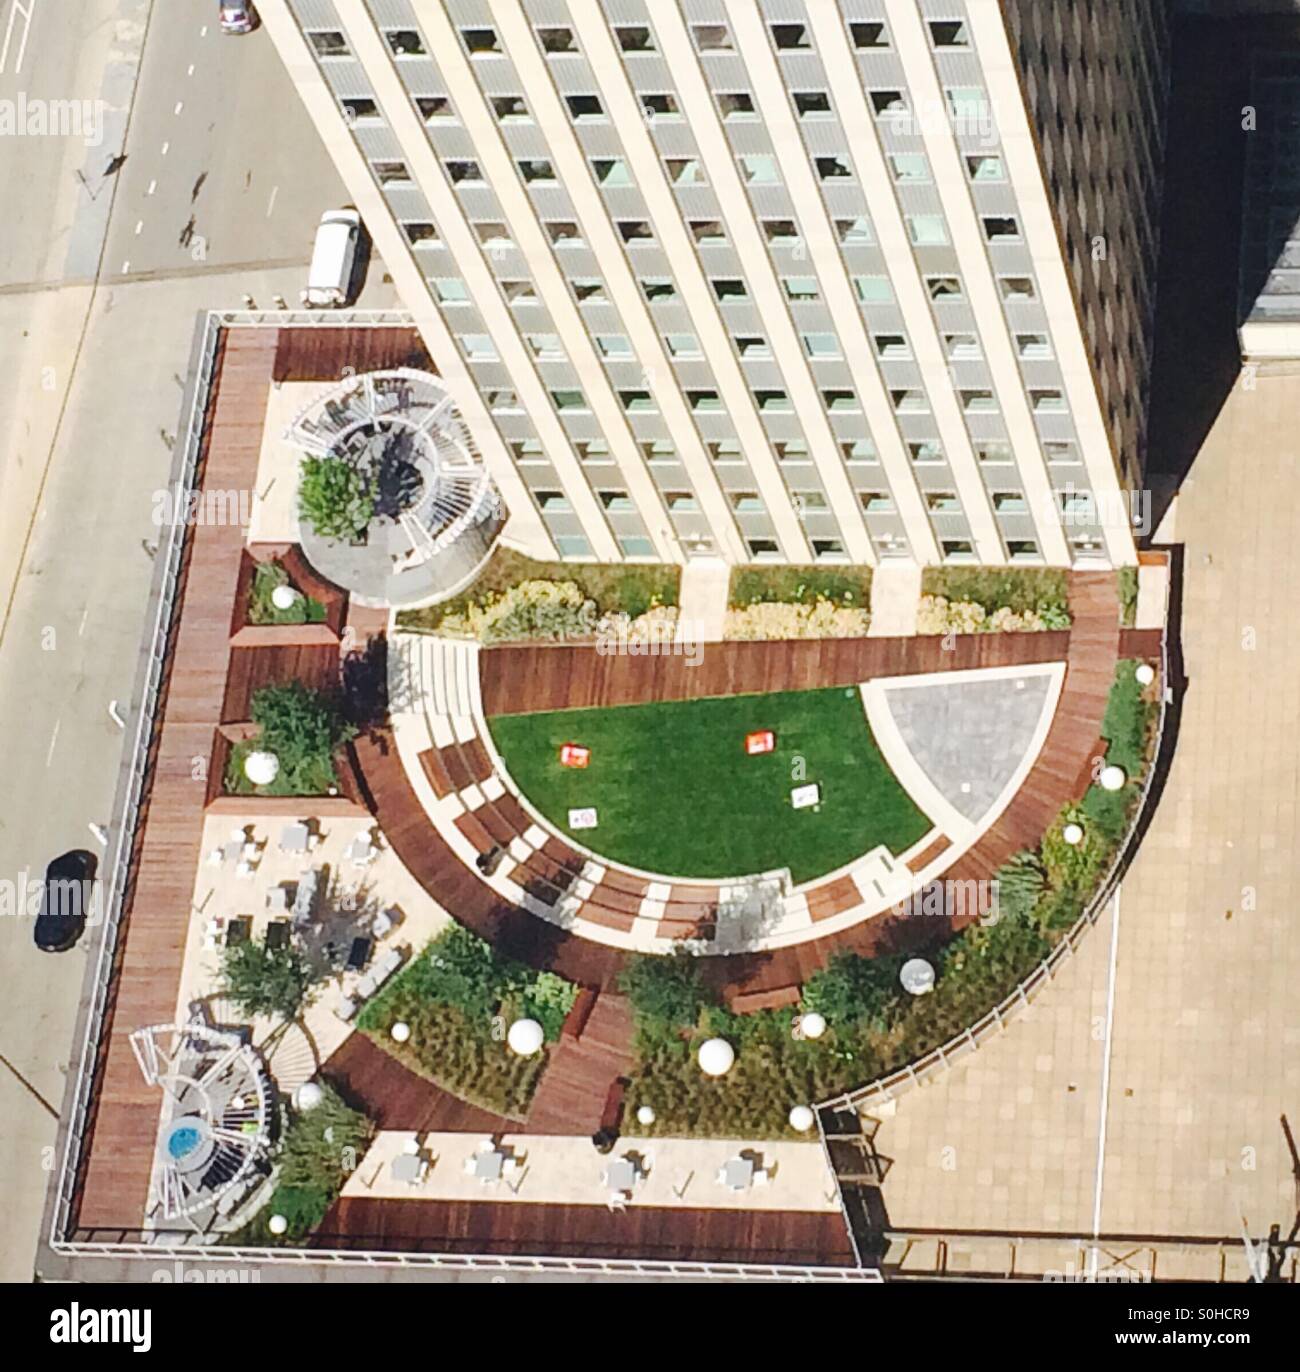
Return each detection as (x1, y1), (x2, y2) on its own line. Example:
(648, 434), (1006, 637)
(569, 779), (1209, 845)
(489, 688), (930, 883)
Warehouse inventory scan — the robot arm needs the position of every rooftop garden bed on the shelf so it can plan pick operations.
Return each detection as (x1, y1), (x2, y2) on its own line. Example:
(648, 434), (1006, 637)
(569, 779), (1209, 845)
(725, 565), (872, 640)
(246, 560), (328, 627)
(355, 924), (578, 1118)
(1117, 566), (1139, 627)
(224, 682), (355, 797)
(918, 567), (1071, 634)
(489, 686), (930, 883)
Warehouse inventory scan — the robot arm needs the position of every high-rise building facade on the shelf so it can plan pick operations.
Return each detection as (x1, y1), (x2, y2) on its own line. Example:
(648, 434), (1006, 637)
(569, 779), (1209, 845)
(260, 0), (1169, 569)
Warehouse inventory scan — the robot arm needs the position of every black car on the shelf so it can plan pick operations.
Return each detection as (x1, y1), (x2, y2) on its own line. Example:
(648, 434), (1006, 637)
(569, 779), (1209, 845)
(34, 850), (97, 953)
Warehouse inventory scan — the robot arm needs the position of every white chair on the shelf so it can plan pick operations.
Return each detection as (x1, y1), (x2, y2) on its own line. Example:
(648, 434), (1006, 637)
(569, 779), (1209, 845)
(502, 1158), (521, 1179)
(753, 1169), (770, 1188)
(401, 1137), (421, 1156)
(462, 1157), (479, 1176)
(205, 848), (223, 867)
(241, 841), (259, 862)
(606, 1194), (627, 1213)
(476, 1138), (495, 1154)
(228, 827), (247, 844)
(236, 861), (255, 880)
(715, 1166), (729, 1187)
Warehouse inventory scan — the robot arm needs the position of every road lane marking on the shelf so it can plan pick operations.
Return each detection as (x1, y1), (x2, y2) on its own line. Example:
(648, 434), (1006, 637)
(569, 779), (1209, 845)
(187, 63), (195, 76)
(78, 606), (88, 636)
(266, 185), (278, 218)
(45, 717), (59, 767)
(134, 220), (143, 235)
(0, 1), (36, 77)
(121, 259), (129, 273)
(160, 141), (169, 155)
(146, 179), (156, 195)
(173, 101), (183, 115)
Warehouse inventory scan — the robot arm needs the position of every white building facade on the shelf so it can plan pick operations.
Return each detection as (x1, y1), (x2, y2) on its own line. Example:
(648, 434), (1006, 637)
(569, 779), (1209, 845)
(260, 0), (1168, 568)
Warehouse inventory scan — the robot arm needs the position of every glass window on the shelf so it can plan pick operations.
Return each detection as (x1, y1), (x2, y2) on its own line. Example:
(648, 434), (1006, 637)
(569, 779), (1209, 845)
(538, 27), (578, 54)
(783, 277), (820, 301)
(460, 28), (499, 56)
(432, 278), (469, 305)
(642, 278), (678, 302)
(518, 159), (558, 185)
(910, 441), (944, 463)
(619, 536), (655, 557)
(664, 333), (701, 358)
(983, 216), (1021, 243)
(386, 29), (426, 57)
(999, 275), (1037, 302)
(593, 158), (633, 187)
(854, 276), (893, 304)
(712, 279), (748, 301)
(526, 333), (565, 360)
(618, 220), (655, 245)
(342, 97), (380, 123)
(850, 21), (889, 49)
(822, 390), (859, 412)
(688, 390), (724, 413)
(735, 335), (769, 357)
(615, 25), (655, 53)
(836, 216), (873, 245)
(890, 153), (929, 183)
(458, 334), (496, 361)
(943, 332), (980, 360)
(967, 154), (1004, 182)
(927, 275), (963, 300)
(717, 92), (756, 121)
(710, 441), (743, 463)
(794, 91), (833, 119)
(665, 158), (706, 186)
(929, 20), (970, 48)
(414, 96), (454, 123)
(874, 333), (910, 359)
(771, 23), (811, 50)
(551, 389), (588, 412)
(473, 221), (511, 249)
(739, 154), (780, 185)
(803, 332), (840, 358)
(693, 24), (732, 52)
(599, 489), (633, 510)
(402, 221), (438, 245)
(763, 219), (800, 245)
(566, 94), (604, 122)
(926, 491), (960, 512)
(446, 160), (484, 186)
(555, 534), (592, 556)
(307, 31), (349, 58)
(976, 441), (1013, 463)
(908, 215), (948, 246)
(535, 489), (570, 511)
(816, 156), (853, 181)
(546, 221), (583, 249)
(492, 95), (531, 123)
(596, 335), (633, 359)
(620, 390), (656, 413)
(572, 278), (607, 303)
(842, 439), (876, 462)
(960, 389), (998, 413)
(754, 390), (792, 412)
(641, 93), (679, 119)
(690, 219), (727, 245)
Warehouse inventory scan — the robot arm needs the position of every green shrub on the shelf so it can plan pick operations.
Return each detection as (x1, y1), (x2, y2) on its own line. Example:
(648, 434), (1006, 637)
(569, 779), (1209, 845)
(298, 455), (374, 542)
(995, 851), (1047, 925)
(1080, 780), (1135, 845)
(920, 567), (1070, 620)
(248, 562), (326, 626)
(278, 1084), (373, 1194)
(620, 951), (713, 1049)
(1117, 566), (1139, 627)
(232, 682), (354, 796)
(220, 940), (315, 1021)
(729, 564), (872, 609)
(802, 951), (903, 1032)
(1101, 660), (1152, 777)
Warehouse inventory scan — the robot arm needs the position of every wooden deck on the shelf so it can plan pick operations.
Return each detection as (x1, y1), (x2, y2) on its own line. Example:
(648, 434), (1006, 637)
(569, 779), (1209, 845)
(480, 630), (1071, 716)
(272, 326), (430, 382)
(525, 992), (635, 1135)
(311, 1196), (856, 1266)
(73, 330), (279, 1231)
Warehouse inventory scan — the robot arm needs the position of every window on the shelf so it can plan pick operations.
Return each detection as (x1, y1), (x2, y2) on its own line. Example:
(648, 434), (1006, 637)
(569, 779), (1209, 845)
(688, 390), (724, 413)
(772, 23), (811, 50)
(665, 157), (705, 186)
(926, 275), (963, 301)
(842, 439), (876, 462)
(926, 491), (960, 512)
(891, 389), (928, 413)
(795, 490), (828, 512)
(890, 153), (929, 183)
(307, 30), (348, 58)
(942, 540), (975, 560)
(641, 93), (679, 119)
(642, 278), (678, 302)
(731, 491), (764, 512)
(993, 490), (1027, 513)
(874, 333), (910, 359)
(526, 333), (565, 360)
(983, 216), (1021, 243)
(784, 277), (819, 301)
(620, 536), (656, 557)
(511, 439), (545, 463)
(492, 95), (531, 123)
(976, 441), (1013, 464)
(500, 279), (537, 304)
(836, 216), (873, 245)
(473, 222), (510, 249)
(598, 489), (633, 510)
(860, 491), (894, 513)
(577, 440), (611, 463)
(401, 221), (438, 245)
(458, 334), (497, 361)
(763, 219), (800, 246)
(717, 92), (756, 121)
(755, 390), (792, 413)
(794, 91), (832, 119)
(484, 389), (520, 412)
(664, 333), (700, 358)
(618, 220), (655, 245)
(943, 332), (980, 360)
(748, 537), (780, 558)
(813, 538), (845, 559)
(735, 335), (769, 357)
(693, 24), (732, 52)
(854, 276), (893, 304)
(446, 160), (484, 187)
(960, 389), (997, 413)
(593, 158), (633, 187)
(850, 21), (889, 49)
(387, 29), (426, 57)
(572, 278), (607, 303)
(620, 390), (656, 413)
(414, 95), (454, 123)
(1007, 540), (1040, 560)
(910, 441), (944, 463)
(546, 221), (583, 249)
(738, 154), (780, 185)
(461, 27), (499, 56)
(908, 215), (948, 246)
(967, 154), (1004, 182)
(823, 390), (859, 412)
(551, 390), (588, 412)
(1045, 440), (1079, 464)
(534, 490), (570, 511)
(712, 278), (748, 301)
(518, 159), (557, 185)
(665, 490), (698, 512)
(555, 534), (591, 556)
(538, 27), (578, 54)
(1031, 389), (1067, 413)
(777, 441), (810, 463)
(929, 20), (970, 48)
(690, 219), (727, 246)
(566, 94), (604, 121)
(642, 441), (675, 462)
(803, 332), (840, 359)
(1016, 333), (1052, 359)
(710, 440), (743, 464)
(615, 25), (655, 53)
(433, 278), (469, 305)
(999, 275), (1037, 302)
(946, 87), (987, 125)
(816, 156), (853, 181)
(341, 97), (379, 123)
(870, 90), (908, 116)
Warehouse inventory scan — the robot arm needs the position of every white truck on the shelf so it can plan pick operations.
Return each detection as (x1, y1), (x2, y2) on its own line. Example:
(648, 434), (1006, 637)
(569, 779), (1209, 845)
(301, 208), (361, 308)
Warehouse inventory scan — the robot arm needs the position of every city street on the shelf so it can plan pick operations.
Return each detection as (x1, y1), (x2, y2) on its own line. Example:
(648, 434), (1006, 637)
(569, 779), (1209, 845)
(0, 0), (393, 1280)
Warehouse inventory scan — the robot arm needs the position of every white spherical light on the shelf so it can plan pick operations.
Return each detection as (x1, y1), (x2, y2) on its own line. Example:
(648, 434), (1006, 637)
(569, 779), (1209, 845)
(697, 1037), (735, 1077)
(788, 1104), (816, 1133)
(390, 1021), (411, 1044)
(1135, 663), (1155, 687)
(271, 583), (300, 611)
(295, 1082), (324, 1111)
(798, 1012), (827, 1040)
(1099, 764), (1127, 792)
(268, 1214), (288, 1236)
(243, 750), (280, 787)
(507, 1018), (544, 1056)
(636, 1105), (656, 1126)
(900, 958), (936, 996)
(1063, 822), (1085, 846)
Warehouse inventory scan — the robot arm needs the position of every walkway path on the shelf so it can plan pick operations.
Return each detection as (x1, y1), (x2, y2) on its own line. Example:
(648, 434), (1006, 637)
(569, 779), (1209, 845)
(868, 563), (922, 637)
(674, 556), (731, 643)
(526, 991), (635, 1135)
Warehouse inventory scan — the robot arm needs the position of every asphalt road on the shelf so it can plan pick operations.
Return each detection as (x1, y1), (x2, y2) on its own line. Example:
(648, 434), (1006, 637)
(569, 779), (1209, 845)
(0, 0), (390, 1281)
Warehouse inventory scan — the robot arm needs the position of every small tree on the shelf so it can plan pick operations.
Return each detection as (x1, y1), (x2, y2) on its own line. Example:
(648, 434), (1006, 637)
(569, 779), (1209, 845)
(220, 940), (314, 1021)
(298, 455), (374, 542)
(250, 682), (354, 794)
(801, 951), (901, 1031)
(278, 1084), (373, 1194)
(619, 951), (711, 1041)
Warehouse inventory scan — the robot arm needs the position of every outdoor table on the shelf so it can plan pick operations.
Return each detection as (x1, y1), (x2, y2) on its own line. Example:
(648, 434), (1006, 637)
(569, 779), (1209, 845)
(474, 1151), (504, 1182)
(605, 1158), (637, 1193)
(390, 1154), (422, 1183)
(222, 839), (244, 864)
(280, 822), (310, 853)
(723, 1157), (754, 1190)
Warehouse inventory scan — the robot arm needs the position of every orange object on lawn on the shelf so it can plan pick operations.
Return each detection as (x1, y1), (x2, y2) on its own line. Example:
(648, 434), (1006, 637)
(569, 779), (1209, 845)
(745, 730), (775, 755)
(560, 743), (591, 769)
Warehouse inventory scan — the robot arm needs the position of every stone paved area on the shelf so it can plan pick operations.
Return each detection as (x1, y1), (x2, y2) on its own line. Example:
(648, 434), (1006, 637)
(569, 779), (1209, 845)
(884, 672), (1054, 823)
